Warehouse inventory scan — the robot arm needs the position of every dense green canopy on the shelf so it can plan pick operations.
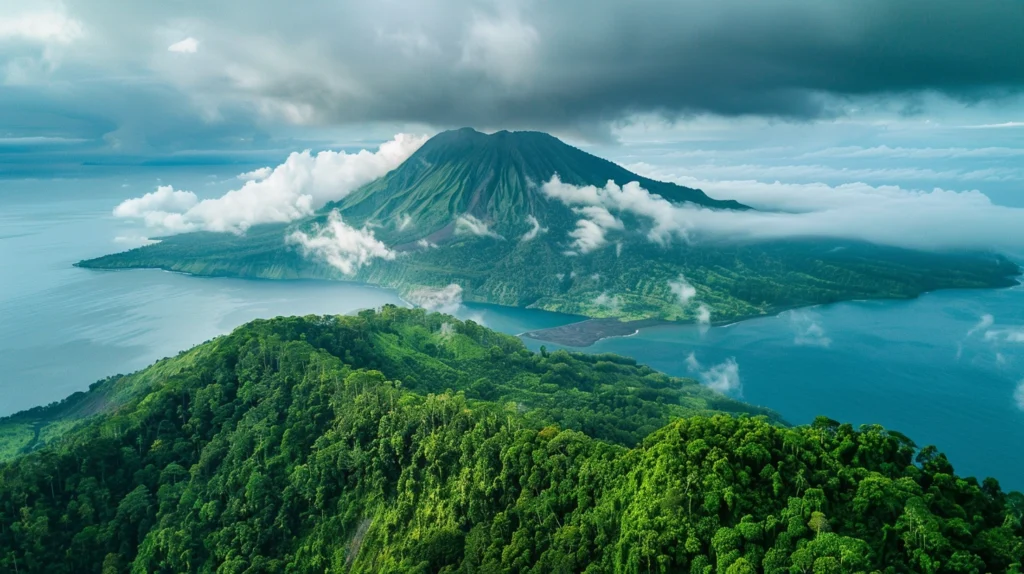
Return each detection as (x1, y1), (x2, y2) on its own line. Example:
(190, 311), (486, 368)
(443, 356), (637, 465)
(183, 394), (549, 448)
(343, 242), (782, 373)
(1, 308), (1021, 572)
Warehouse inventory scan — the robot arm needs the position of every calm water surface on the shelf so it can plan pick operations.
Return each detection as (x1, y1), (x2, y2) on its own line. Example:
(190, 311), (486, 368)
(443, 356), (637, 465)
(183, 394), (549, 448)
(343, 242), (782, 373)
(2, 176), (1022, 490)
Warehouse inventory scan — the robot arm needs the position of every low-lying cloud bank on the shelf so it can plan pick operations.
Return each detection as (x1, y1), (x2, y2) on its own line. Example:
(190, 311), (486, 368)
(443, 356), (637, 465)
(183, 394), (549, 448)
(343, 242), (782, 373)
(541, 175), (1024, 252)
(113, 134), (427, 234)
(286, 210), (394, 275)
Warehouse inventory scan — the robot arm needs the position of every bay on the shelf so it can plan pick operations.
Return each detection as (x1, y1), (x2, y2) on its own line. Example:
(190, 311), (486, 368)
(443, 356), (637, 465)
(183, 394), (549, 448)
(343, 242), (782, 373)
(2, 175), (1022, 491)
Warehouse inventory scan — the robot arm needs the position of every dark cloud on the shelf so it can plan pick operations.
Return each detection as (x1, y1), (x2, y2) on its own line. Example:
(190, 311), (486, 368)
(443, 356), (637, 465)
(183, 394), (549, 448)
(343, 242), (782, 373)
(176, 0), (1022, 129)
(1, 0), (1022, 149)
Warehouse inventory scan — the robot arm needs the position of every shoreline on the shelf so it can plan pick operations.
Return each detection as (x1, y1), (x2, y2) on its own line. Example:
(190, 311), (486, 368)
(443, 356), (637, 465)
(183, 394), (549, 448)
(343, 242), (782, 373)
(521, 317), (672, 347)
(73, 261), (1023, 347)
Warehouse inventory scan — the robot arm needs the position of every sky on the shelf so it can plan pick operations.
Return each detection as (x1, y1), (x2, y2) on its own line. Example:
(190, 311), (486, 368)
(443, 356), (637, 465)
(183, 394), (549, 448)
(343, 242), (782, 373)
(1, 0), (1022, 219)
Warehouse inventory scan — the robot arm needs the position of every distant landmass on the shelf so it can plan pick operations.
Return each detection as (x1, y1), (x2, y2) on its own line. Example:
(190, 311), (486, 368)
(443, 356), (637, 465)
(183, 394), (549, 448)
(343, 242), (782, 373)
(1, 308), (1021, 571)
(79, 128), (1021, 334)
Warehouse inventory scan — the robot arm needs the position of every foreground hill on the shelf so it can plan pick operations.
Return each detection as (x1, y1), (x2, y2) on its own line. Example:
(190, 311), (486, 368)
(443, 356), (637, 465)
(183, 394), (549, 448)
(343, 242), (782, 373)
(1, 307), (1021, 572)
(78, 129), (1021, 328)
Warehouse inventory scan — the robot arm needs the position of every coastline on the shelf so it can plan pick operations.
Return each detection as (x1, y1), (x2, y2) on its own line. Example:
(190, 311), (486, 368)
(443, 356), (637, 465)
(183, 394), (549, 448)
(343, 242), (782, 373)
(521, 317), (672, 347)
(73, 260), (1023, 347)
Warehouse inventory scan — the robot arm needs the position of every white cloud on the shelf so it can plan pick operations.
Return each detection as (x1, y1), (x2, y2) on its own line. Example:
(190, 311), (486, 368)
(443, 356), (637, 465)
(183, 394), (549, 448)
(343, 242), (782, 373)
(963, 122), (1024, 129)
(111, 185), (199, 231)
(455, 214), (502, 239)
(416, 238), (437, 249)
(565, 206), (622, 253)
(686, 353), (741, 395)
(593, 292), (622, 312)
(168, 37), (199, 53)
(397, 213), (413, 231)
(113, 184), (198, 217)
(286, 209), (394, 275)
(237, 166), (272, 181)
(541, 175), (1024, 252)
(1015, 380), (1024, 411)
(112, 133), (426, 234)
(983, 328), (1024, 344)
(439, 322), (456, 341)
(574, 206), (621, 230)
(789, 310), (832, 347)
(567, 220), (608, 254)
(685, 352), (701, 372)
(798, 145), (1024, 160)
(406, 283), (463, 315)
(967, 314), (995, 337)
(695, 303), (712, 326)
(520, 214), (547, 242)
(631, 161), (1021, 184)
(0, 10), (83, 44)
(669, 275), (697, 306)
(0, 136), (86, 146)
(113, 235), (159, 247)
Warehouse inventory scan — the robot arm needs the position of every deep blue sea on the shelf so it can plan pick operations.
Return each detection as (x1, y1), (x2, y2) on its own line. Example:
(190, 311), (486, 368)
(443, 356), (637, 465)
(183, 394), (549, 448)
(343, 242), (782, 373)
(2, 175), (1022, 490)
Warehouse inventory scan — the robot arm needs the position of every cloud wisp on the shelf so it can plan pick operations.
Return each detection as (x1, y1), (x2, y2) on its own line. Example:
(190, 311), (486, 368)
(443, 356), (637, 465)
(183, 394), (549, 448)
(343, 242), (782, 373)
(455, 214), (503, 239)
(1015, 380), (1024, 412)
(111, 134), (426, 234)
(520, 214), (547, 242)
(984, 328), (1024, 344)
(667, 275), (712, 327)
(959, 313), (1024, 370)
(168, 37), (199, 53)
(669, 275), (697, 306)
(967, 314), (996, 337)
(686, 352), (742, 396)
(593, 292), (622, 313)
(286, 209), (394, 275)
(405, 283), (464, 315)
(788, 310), (832, 348)
(541, 175), (1024, 252)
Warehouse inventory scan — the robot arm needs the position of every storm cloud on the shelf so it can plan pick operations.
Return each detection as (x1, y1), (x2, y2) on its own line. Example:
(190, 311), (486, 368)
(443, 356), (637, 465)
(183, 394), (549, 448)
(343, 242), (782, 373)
(2, 0), (1023, 150)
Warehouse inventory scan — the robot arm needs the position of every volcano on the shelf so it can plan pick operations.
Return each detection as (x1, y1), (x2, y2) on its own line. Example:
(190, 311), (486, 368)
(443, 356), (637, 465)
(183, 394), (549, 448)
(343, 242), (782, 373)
(78, 128), (1020, 328)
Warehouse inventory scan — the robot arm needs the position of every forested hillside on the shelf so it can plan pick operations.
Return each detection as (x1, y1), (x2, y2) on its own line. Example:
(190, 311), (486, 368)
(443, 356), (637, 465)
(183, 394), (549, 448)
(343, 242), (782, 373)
(1, 307), (1021, 573)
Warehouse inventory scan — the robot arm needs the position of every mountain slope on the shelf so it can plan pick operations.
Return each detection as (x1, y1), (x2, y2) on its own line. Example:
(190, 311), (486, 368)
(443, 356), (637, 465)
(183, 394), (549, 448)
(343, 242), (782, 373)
(0, 306), (774, 461)
(78, 129), (1022, 329)
(330, 127), (745, 243)
(1, 309), (1021, 572)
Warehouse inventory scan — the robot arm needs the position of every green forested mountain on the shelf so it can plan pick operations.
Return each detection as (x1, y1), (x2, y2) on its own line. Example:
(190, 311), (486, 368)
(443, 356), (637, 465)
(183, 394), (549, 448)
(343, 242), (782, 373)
(1, 307), (1021, 573)
(78, 129), (1021, 325)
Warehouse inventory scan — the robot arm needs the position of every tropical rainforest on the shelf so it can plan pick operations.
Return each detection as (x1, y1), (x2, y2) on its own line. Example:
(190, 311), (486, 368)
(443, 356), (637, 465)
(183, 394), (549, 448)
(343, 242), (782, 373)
(77, 129), (1021, 326)
(1, 307), (1021, 573)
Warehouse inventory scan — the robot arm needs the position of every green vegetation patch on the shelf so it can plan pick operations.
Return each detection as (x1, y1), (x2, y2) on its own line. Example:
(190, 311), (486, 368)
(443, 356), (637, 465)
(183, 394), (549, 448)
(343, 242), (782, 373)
(1, 307), (1020, 572)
